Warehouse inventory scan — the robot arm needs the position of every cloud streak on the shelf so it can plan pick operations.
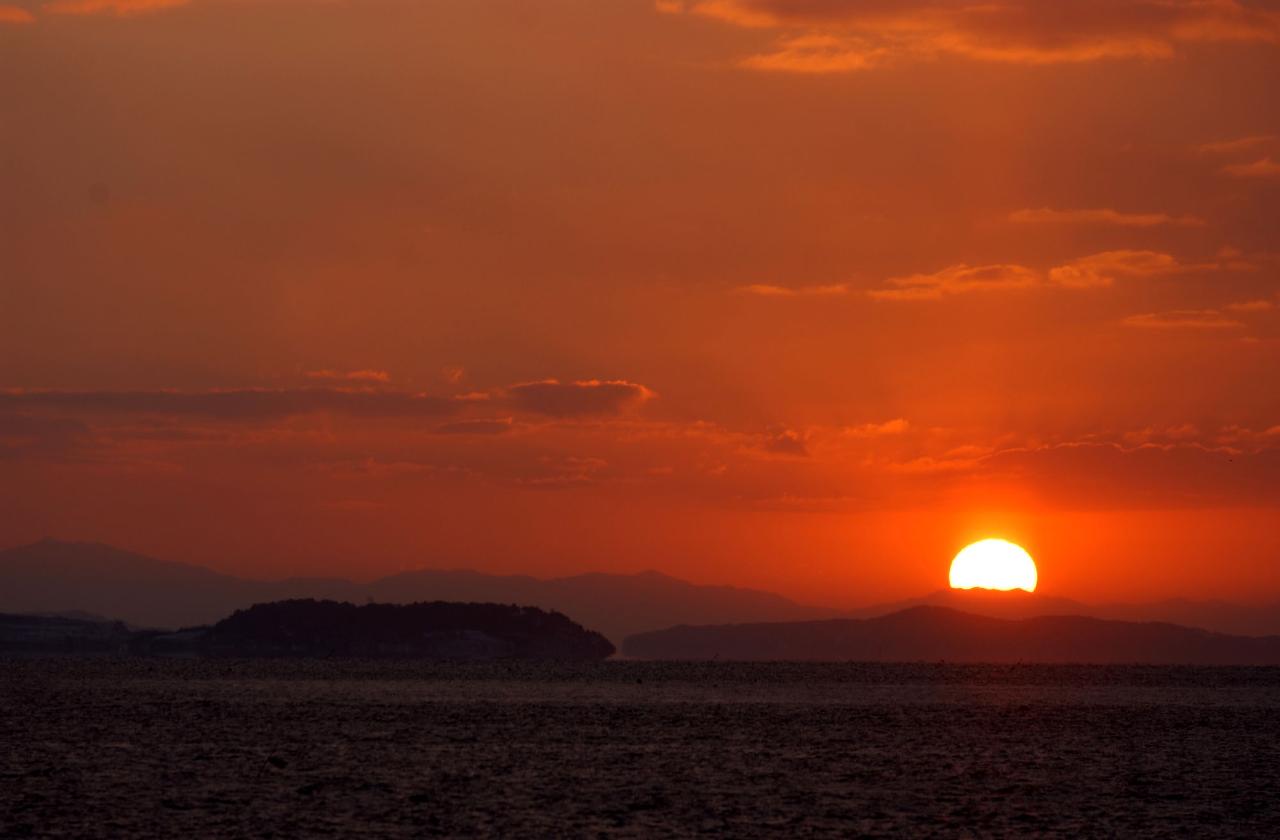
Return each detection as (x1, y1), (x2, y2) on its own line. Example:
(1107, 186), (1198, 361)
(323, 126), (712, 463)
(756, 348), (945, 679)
(0, 4), (34, 23)
(870, 250), (1192, 300)
(0, 388), (459, 421)
(1122, 310), (1244, 329)
(1047, 250), (1183, 289)
(868, 263), (1040, 301)
(737, 283), (849, 297)
(660, 0), (1280, 72)
(43, 0), (190, 16)
(0, 378), (663, 424)
(1009, 207), (1205, 228)
(1197, 135), (1277, 154)
(0, 414), (90, 460)
(505, 380), (656, 417)
(305, 369), (392, 384)
(1222, 157), (1280, 178)
(760, 429), (809, 457)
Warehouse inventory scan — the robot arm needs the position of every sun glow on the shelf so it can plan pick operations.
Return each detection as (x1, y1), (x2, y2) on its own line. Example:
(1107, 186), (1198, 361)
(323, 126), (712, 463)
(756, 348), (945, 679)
(949, 539), (1038, 592)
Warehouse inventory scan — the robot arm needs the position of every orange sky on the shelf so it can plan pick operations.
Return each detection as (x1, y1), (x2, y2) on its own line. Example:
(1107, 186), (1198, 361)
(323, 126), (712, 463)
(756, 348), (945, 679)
(1, 0), (1278, 606)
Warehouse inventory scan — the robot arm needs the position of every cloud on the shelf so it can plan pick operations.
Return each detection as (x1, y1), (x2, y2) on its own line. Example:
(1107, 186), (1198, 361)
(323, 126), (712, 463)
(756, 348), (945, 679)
(0, 379), (661, 424)
(737, 283), (849, 297)
(432, 418), (515, 436)
(0, 4), (34, 23)
(305, 369), (392, 384)
(869, 250), (1198, 301)
(504, 380), (656, 417)
(844, 418), (909, 437)
(0, 414), (90, 460)
(1047, 250), (1182, 288)
(741, 34), (889, 73)
(868, 263), (1039, 301)
(1122, 423), (1201, 446)
(1122, 309), (1244, 329)
(42, 0), (190, 15)
(1225, 299), (1275, 313)
(0, 388), (458, 421)
(1222, 157), (1280, 178)
(516, 455), (611, 488)
(659, 0), (1280, 72)
(1009, 207), (1205, 228)
(1197, 135), (1277, 154)
(760, 429), (809, 457)
(978, 442), (1280, 508)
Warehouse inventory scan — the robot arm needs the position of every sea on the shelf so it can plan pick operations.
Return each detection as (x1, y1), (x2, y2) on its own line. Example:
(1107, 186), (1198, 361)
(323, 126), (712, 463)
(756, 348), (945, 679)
(3, 660), (1278, 837)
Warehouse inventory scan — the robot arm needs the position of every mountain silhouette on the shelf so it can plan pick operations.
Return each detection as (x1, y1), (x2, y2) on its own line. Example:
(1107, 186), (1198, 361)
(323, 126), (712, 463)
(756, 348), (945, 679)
(621, 606), (1280, 665)
(5, 539), (1278, 646)
(0, 540), (837, 644)
(849, 588), (1280, 638)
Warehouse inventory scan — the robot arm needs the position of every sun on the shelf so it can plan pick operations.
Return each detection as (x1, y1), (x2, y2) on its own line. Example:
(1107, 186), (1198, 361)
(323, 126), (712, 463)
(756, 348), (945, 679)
(949, 539), (1038, 592)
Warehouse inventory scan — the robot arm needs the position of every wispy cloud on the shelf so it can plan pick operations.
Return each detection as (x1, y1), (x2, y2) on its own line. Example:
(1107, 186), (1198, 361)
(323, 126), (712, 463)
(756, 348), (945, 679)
(869, 250), (1207, 301)
(868, 263), (1040, 301)
(741, 34), (888, 73)
(1047, 250), (1182, 289)
(432, 418), (515, 436)
(0, 388), (458, 421)
(1222, 157), (1280, 179)
(1224, 299), (1275, 313)
(737, 283), (849, 297)
(504, 380), (656, 417)
(760, 429), (809, 457)
(659, 0), (1280, 72)
(305, 369), (392, 384)
(1009, 207), (1204, 228)
(0, 4), (34, 23)
(43, 0), (190, 16)
(1122, 310), (1244, 329)
(843, 418), (910, 437)
(0, 378), (660, 423)
(1197, 135), (1277, 154)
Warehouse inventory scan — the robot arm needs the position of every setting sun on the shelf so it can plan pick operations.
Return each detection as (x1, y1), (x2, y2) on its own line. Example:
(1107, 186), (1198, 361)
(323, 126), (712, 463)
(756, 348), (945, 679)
(949, 539), (1038, 593)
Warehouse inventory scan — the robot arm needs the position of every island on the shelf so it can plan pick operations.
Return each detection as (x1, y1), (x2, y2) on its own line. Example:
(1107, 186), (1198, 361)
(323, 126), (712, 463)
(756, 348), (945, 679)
(1, 600), (616, 661)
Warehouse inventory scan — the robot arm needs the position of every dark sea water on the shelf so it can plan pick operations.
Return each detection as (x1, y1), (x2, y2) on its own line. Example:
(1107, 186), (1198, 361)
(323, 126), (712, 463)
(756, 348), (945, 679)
(3, 660), (1279, 837)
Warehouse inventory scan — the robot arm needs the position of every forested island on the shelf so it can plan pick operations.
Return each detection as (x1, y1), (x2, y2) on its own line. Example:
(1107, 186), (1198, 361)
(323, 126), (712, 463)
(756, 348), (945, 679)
(1, 600), (615, 661)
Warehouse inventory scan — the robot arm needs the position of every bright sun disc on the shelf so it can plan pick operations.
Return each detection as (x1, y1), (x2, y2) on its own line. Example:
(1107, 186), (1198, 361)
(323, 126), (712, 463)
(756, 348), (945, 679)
(949, 539), (1037, 592)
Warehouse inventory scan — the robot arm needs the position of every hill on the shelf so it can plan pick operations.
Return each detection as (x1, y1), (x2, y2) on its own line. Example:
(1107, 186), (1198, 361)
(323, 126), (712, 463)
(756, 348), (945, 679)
(850, 589), (1280, 638)
(621, 606), (1280, 665)
(0, 540), (836, 643)
(5, 539), (1278, 646)
(1, 600), (615, 660)
(204, 600), (615, 660)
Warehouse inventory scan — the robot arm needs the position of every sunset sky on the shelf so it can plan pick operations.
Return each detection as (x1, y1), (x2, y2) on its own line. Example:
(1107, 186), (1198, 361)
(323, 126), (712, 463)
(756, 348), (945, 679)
(2, 0), (1278, 606)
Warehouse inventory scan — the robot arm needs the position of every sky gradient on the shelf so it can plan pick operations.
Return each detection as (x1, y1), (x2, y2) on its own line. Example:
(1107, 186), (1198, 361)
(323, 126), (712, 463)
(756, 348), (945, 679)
(2, 0), (1278, 606)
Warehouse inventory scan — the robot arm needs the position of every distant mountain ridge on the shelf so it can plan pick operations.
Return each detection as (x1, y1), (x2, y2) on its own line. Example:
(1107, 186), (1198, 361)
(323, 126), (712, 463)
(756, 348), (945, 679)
(850, 589), (1280, 639)
(4, 539), (1278, 645)
(0, 540), (838, 644)
(621, 607), (1280, 665)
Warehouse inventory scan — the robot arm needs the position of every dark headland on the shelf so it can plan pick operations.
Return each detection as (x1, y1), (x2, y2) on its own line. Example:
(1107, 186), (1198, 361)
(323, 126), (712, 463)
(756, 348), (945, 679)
(622, 606), (1280, 665)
